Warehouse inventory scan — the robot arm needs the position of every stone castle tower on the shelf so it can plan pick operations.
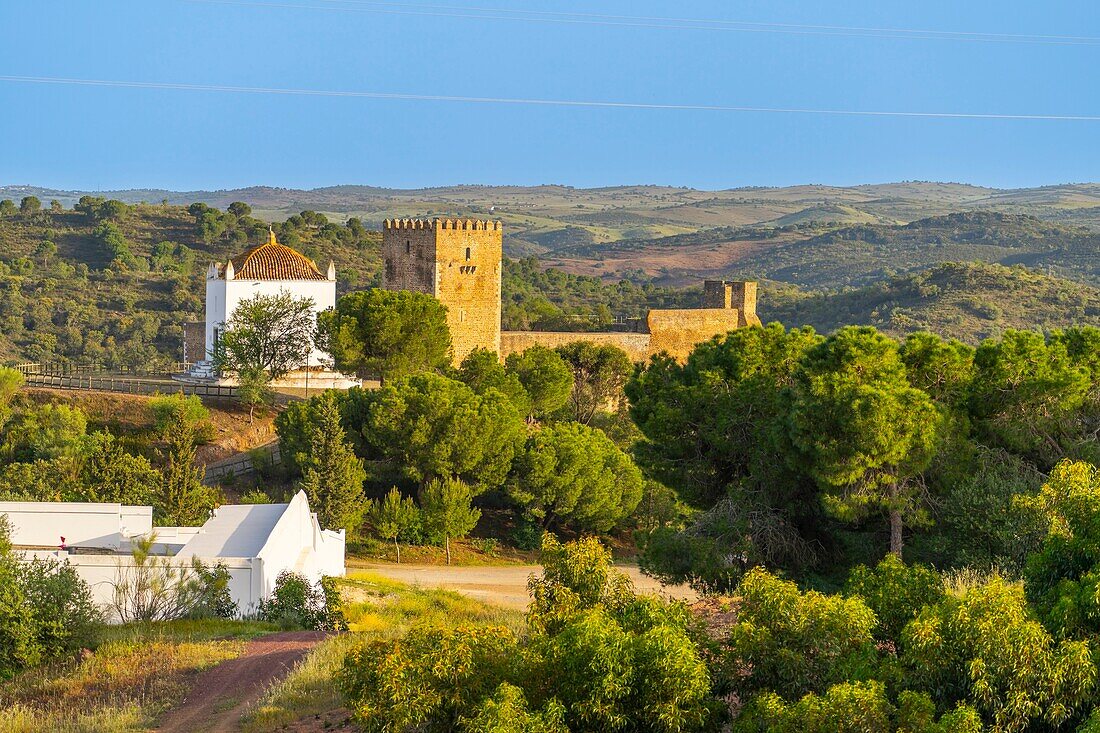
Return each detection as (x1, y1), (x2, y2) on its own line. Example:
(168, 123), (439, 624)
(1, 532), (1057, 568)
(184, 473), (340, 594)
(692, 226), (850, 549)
(382, 219), (503, 362)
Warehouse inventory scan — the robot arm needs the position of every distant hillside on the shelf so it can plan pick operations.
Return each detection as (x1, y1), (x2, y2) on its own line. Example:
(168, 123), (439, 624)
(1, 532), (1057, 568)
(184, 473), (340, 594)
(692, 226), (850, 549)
(750, 212), (1100, 289)
(0, 193), (1095, 365)
(5, 181), (1099, 259)
(763, 261), (1100, 343)
(0, 202), (379, 366)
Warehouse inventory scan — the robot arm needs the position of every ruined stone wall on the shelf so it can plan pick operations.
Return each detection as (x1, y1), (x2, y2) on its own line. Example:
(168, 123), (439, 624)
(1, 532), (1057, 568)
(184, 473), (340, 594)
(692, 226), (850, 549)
(500, 331), (652, 363)
(646, 309), (745, 361)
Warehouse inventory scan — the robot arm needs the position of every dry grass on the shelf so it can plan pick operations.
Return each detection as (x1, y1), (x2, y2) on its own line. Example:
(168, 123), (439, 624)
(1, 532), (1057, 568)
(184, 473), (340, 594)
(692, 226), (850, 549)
(0, 619), (275, 733)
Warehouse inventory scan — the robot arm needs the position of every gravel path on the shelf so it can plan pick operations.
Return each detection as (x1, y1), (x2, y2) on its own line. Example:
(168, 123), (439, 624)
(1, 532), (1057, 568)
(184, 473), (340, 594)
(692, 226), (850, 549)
(357, 562), (697, 609)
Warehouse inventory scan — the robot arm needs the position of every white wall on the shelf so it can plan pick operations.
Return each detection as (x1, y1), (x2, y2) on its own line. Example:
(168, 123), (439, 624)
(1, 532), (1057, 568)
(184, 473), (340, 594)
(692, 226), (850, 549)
(257, 491), (345, 598)
(18, 551), (260, 621)
(0, 502), (152, 549)
(204, 275), (336, 365)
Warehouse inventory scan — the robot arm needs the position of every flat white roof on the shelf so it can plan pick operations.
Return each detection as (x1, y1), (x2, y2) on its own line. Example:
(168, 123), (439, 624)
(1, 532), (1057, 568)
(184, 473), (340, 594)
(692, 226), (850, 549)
(176, 503), (289, 559)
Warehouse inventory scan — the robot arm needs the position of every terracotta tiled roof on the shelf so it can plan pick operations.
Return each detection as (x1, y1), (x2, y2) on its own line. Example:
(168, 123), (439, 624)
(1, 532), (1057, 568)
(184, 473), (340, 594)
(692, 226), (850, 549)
(229, 231), (327, 281)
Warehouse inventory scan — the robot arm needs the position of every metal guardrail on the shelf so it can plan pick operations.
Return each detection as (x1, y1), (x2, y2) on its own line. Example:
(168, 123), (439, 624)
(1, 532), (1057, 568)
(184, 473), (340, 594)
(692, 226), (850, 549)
(21, 373), (238, 398)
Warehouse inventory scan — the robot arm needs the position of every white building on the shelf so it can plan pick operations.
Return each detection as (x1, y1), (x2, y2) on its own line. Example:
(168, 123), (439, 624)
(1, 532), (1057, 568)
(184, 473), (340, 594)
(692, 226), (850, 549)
(2, 491), (345, 620)
(183, 230), (357, 388)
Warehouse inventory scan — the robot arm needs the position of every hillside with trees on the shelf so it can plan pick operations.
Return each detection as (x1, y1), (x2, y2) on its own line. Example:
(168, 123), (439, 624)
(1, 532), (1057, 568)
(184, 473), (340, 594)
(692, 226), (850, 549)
(0, 197), (1095, 368)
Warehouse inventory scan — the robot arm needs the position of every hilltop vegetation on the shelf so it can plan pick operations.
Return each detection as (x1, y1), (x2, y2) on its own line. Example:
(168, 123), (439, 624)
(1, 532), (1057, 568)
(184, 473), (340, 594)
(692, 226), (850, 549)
(0, 194), (1096, 368)
(0, 200), (378, 366)
(764, 261), (1100, 343)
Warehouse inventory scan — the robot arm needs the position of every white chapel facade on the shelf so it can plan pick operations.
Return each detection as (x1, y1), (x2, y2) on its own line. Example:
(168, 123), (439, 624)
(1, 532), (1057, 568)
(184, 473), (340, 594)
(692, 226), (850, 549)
(183, 230), (357, 388)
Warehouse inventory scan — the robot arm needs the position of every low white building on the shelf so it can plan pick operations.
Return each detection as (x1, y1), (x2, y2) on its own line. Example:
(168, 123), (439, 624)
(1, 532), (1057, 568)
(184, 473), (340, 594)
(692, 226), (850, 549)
(2, 491), (345, 620)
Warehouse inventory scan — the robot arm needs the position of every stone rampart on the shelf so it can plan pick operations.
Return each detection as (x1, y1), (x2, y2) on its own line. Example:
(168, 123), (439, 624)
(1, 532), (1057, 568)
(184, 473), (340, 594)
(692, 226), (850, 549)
(500, 331), (652, 363)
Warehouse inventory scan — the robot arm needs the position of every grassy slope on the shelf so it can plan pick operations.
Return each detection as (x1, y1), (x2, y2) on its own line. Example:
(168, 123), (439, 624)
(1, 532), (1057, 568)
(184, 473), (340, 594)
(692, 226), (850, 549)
(763, 261), (1100, 343)
(1, 573), (522, 733)
(0, 620), (275, 733)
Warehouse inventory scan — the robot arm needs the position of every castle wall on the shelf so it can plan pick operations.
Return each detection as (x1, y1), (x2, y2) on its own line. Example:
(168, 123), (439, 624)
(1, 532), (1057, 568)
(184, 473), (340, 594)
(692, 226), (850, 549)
(646, 309), (746, 361)
(500, 331), (652, 363)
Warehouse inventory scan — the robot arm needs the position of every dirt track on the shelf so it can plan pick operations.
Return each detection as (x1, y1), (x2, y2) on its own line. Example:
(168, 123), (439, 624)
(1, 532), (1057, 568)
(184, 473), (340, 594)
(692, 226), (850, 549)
(357, 563), (697, 609)
(156, 631), (326, 733)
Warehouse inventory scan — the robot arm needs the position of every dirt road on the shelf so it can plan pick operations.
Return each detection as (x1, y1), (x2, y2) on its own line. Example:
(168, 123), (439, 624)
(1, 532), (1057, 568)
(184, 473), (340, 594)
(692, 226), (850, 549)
(357, 563), (697, 609)
(156, 631), (326, 733)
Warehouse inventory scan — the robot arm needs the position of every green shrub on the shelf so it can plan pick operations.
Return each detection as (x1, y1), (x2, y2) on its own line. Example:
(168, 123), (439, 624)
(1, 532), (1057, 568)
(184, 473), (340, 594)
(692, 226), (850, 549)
(734, 682), (982, 733)
(189, 562), (238, 619)
(258, 571), (344, 631)
(462, 683), (568, 733)
(901, 576), (1095, 731)
(341, 624), (519, 732)
(723, 568), (878, 699)
(845, 554), (944, 641)
(148, 392), (214, 443)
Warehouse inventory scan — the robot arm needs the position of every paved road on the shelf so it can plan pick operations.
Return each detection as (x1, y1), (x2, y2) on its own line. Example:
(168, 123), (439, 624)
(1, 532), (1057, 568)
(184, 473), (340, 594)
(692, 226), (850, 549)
(356, 562), (697, 609)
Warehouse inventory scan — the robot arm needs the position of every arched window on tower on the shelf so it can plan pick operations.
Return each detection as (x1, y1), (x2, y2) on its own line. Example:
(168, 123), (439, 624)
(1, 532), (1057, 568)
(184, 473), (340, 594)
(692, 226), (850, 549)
(465, 247), (471, 261)
(406, 240), (411, 255)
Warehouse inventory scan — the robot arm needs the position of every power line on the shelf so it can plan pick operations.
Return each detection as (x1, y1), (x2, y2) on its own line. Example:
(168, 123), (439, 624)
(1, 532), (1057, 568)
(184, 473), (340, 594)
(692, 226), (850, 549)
(3, 74), (1099, 122)
(182, 0), (1100, 46)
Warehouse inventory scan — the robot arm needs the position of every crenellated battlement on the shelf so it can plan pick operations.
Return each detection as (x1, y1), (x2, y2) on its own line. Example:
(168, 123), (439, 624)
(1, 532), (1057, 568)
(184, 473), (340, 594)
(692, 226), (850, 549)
(383, 218), (503, 232)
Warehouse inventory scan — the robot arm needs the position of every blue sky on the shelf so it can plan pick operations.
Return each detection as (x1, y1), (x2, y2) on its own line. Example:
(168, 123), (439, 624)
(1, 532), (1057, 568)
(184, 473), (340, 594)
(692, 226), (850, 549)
(1, 1), (1098, 190)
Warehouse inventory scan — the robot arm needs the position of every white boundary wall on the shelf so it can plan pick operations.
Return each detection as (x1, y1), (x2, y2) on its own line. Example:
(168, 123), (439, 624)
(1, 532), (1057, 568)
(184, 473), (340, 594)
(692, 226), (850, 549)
(20, 551), (262, 620)
(0, 502), (151, 549)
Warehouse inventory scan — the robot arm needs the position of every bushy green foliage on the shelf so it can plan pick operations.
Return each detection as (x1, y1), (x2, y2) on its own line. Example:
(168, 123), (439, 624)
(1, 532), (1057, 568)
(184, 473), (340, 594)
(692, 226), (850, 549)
(0, 518), (103, 678)
(367, 487), (421, 563)
(723, 568), (878, 699)
(341, 624), (521, 732)
(317, 288), (452, 381)
(969, 329), (1094, 467)
(555, 342), (633, 425)
(189, 562), (239, 619)
(788, 326), (941, 557)
(341, 536), (713, 733)
(845, 555), (945, 641)
(462, 683), (568, 733)
(735, 682), (982, 733)
(258, 571), (345, 631)
(509, 422), (644, 532)
(901, 577), (1095, 731)
(458, 348), (532, 416)
(504, 345), (574, 419)
(360, 373), (526, 492)
(419, 477), (481, 565)
(213, 291), (317, 381)
(154, 412), (217, 525)
(1020, 460), (1100, 638)
(148, 392), (214, 443)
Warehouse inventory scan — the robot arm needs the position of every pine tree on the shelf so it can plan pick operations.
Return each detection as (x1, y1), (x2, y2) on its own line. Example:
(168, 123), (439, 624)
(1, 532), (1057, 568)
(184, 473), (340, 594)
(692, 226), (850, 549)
(420, 477), (480, 565)
(156, 414), (215, 526)
(369, 487), (420, 563)
(298, 392), (366, 533)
